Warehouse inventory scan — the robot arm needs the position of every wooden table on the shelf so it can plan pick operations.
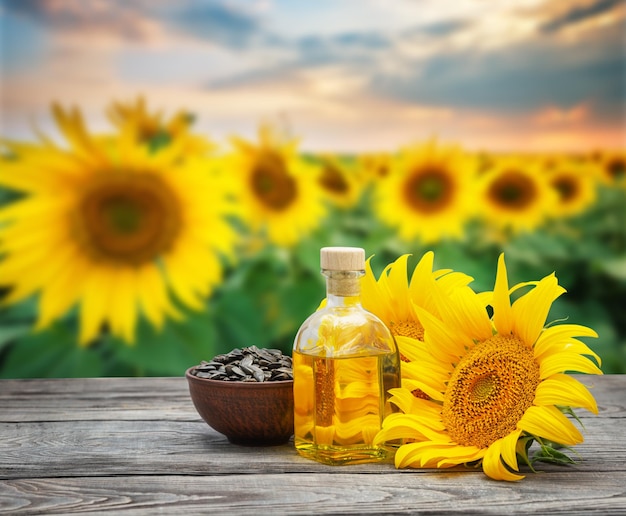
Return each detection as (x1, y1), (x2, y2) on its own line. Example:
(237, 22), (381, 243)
(0, 375), (624, 515)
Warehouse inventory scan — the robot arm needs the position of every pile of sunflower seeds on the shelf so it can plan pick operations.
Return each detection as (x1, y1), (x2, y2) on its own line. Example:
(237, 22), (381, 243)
(191, 346), (293, 382)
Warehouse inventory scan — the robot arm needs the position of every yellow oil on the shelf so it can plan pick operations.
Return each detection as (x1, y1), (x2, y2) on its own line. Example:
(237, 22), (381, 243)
(293, 350), (400, 465)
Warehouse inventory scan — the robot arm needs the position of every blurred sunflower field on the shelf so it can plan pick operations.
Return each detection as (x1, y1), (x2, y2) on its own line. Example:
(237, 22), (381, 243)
(0, 98), (624, 378)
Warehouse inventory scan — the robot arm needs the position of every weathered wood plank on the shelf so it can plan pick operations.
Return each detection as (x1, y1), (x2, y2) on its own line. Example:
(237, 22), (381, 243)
(1, 415), (624, 480)
(0, 375), (620, 423)
(1, 472), (625, 515)
(0, 377), (193, 423)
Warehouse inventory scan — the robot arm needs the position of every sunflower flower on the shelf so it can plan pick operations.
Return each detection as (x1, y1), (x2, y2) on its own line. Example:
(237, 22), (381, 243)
(0, 104), (238, 345)
(374, 254), (602, 481)
(107, 96), (212, 156)
(317, 154), (363, 209)
(594, 150), (626, 188)
(361, 253), (474, 364)
(542, 158), (597, 218)
(374, 141), (477, 243)
(477, 157), (556, 235)
(227, 125), (326, 247)
(358, 152), (392, 182)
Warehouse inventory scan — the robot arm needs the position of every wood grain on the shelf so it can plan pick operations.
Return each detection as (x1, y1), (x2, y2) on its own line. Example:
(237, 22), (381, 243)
(0, 375), (624, 514)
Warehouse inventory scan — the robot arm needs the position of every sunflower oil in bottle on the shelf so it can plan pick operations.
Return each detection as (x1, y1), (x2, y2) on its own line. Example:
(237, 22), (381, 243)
(292, 247), (401, 465)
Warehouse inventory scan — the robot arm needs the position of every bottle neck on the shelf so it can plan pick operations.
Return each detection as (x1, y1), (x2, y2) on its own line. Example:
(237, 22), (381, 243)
(323, 269), (363, 307)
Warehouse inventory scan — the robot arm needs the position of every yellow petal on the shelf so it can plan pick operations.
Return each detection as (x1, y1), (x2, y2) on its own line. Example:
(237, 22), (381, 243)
(386, 254), (411, 321)
(408, 251), (434, 304)
(395, 441), (484, 469)
(36, 251), (87, 329)
(518, 405), (583, 445)
(108, 267), (138, 344)
(483, 434), (525, 481)
(539, 352), (603, 378)
(415, 305), (470, 363)
(492, 253), (513, 335)
(362, 255), (387, 319)
(512, 273), (566, 346)
(534, 374), (598, 414)
(435, 285), (493, 341)
(79, 266), (113, 346)
(137, 263), (182, 328)
(534, 324), (600, 365)
(500, 428), (522, 472)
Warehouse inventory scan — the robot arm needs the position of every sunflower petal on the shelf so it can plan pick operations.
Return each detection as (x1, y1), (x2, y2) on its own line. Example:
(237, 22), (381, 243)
(539, 352), (603, 378)
(512, 272), (566, 346)
(483, 436), (525, 481)
(395, 441), (484, 469)
(534, 324), (600, 365)
(386, 254), (411, 321)
(415, 305), (471, 363)
(534, 374), (598, 414)
(492, 253), (513, 335)
(518, 405), (583, 446)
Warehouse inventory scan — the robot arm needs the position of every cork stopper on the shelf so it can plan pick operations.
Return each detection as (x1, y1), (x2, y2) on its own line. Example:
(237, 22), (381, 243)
(320, 247), (365, 271)
(320, 247), (364, 297)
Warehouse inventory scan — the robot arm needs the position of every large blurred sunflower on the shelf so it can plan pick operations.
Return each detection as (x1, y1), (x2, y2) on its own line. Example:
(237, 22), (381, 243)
(478, 158), (556, 235)
(0, 104), (237, 345)
(107, 96), (212, 156)
(227, 126), (326, 247)
(374, 141), (477, 243)
(374, 254), (602, 481)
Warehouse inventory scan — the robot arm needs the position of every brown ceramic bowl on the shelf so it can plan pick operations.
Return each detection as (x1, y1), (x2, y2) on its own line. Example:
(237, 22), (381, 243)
(186, 367), (294, 446)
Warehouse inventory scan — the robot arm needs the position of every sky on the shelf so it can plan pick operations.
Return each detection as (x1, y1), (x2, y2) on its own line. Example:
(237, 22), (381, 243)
(0, 0), (624, 153)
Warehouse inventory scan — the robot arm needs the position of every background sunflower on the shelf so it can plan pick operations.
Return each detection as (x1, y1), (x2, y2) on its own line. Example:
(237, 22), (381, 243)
(374, 141), (477, 244)
(0, 105), (238, 348)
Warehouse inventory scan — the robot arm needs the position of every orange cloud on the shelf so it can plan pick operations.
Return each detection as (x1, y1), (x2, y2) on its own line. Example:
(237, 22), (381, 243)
(532, 104), (590, 126)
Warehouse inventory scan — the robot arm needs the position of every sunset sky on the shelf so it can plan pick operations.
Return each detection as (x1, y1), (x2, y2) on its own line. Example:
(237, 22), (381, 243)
(1, 0), (624, 152)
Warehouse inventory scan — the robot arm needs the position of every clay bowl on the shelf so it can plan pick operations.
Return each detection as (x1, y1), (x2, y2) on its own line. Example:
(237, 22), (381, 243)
(186, 367), (294, 446)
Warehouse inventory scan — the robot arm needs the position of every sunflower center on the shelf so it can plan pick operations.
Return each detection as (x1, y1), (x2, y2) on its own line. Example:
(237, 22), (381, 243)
(607, 158), (625, 180)
(251, 152), (297, 211)
(442, 334), (540, 449)
(552, 175), (579, 203)
(76, 173), (182, 265)
(389, 320), (425, 341)
(488, 170), (537, 210)
(404, 167), (453, 213)
(389, 320), (425, 364)
(320, 165), (349, 194)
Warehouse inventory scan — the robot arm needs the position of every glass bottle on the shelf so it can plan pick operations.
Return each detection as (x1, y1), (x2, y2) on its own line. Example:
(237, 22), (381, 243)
(292, 246), (401, 465)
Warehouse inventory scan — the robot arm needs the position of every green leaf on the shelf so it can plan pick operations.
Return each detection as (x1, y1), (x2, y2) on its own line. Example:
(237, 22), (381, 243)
(212, 287), (268, 350)
(0, 323), (105, 378)
(531, 444), (578, 466)
(596, 257), (626, 280)
(0, 324), (32, 352)
(529, 435), (580, 467)
(109, 308), (218, 376)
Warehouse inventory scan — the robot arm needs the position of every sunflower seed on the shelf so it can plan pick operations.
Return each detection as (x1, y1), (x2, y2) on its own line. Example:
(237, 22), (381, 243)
(191, 346), (293, 382)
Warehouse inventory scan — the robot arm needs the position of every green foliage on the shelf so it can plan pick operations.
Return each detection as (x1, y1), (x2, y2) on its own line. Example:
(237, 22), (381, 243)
(0, 179), (624, 378)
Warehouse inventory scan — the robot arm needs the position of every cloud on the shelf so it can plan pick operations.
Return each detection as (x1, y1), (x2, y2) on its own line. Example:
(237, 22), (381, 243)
(368, 21), (625, 124)
(408, 19), (470, 37)
(164, 2), (264, 49)
(539, 0), (623, 33)
(0, 0), (50, 21)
